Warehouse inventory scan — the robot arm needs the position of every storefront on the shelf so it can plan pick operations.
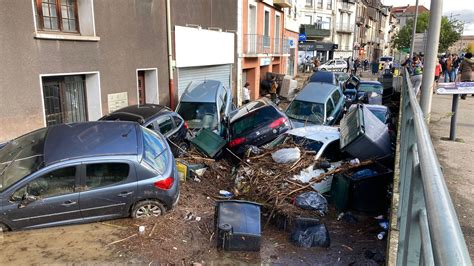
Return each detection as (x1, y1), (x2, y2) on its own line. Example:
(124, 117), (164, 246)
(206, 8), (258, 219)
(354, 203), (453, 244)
(174, 26), (235, 99)
(298, 41), (335, 63)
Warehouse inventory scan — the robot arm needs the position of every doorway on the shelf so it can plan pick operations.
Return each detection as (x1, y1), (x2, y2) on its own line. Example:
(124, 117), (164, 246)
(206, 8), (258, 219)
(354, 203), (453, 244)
(137, 71), (146, 105)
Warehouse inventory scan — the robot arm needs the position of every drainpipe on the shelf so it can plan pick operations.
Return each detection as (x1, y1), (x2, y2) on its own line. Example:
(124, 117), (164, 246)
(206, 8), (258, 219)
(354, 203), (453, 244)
(166, 0), (175, 109)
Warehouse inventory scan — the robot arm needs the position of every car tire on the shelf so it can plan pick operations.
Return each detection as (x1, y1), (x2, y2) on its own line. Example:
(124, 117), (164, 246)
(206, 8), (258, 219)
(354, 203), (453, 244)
(177, 142), (189, 157)
(131, 200), (166, 219)
(0, 222), (10, 233)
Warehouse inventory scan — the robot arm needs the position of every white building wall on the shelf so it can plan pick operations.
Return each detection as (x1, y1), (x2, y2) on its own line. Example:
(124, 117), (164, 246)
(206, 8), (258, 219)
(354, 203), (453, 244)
(333, 0), (356, 59)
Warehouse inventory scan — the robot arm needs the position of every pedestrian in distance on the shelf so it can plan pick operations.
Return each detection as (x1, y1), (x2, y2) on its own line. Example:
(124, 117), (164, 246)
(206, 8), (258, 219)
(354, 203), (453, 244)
(401, 55), (412, 75)
(270, 76), (278, 104)
(434, 58), (442, 94)
(313, 57), (320, 72)
(452, 54), (461, 81)
(346, 57), (352, 73)
(242, 82), (251, 104)
(458, 52), (474, 100)
(410, 56), (423, 96)
(446, 54), (454, 82)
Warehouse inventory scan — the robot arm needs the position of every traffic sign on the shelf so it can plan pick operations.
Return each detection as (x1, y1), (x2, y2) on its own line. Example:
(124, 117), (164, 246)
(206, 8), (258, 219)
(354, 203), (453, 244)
(299, 33), (307, 42)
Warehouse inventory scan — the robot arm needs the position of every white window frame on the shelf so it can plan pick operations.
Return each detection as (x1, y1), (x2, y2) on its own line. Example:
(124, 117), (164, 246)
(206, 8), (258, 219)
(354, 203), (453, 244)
(248, 1), (258, 35)
(31, 0), (100, 41)
(136, 68), (160, 105)
(39, 71), (102, 126)
(274, 12), (281, 53)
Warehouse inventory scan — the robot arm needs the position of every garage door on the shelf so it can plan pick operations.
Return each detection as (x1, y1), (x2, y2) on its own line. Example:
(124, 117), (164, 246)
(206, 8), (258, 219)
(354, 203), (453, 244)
(177, 64), (232, 99)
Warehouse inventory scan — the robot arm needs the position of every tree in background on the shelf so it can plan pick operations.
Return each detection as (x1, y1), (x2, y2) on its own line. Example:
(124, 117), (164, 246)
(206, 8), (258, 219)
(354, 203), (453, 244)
(393, 13), (463, 53)
(467, 43), (474, 54)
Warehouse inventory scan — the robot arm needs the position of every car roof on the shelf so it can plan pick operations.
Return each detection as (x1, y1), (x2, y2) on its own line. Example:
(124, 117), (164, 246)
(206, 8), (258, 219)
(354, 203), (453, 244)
(287, 125), (340, 144)
(349, 104), (388, 112)
(180, 80), (222, 103)
(44, 122), (140, 166)
(295, 82), (339, 103)
(102, 104), (170, 124)
(230, 98), (275, 123)
(308, 71), (335, 84)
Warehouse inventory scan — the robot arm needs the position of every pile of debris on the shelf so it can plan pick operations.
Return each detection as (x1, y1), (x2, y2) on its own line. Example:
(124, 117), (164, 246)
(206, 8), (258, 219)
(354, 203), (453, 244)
(178, 142), (373, 221)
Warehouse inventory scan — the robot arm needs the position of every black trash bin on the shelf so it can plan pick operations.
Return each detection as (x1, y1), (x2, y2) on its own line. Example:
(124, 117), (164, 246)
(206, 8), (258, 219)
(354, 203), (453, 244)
(215, 200), (262, 251)
(332, 161), (392, 214)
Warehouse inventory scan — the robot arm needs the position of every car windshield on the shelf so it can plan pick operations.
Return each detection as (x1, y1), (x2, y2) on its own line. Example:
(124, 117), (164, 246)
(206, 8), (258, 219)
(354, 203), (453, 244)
(286, 100), (325, 124)
(289, 135), (324, 153)
(177, 102), (218, 131)
(369, 109), (387, 123)
(359, 84), (383, 93)
(142, 127), (169, 175)
(0, 128), (47, 192)
(231, 106), (280, 137)
(335, 73), (349, 82)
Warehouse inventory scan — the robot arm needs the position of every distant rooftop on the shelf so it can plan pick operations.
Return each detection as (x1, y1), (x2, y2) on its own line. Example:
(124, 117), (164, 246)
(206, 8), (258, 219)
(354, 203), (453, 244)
(391, 5), (429, 15)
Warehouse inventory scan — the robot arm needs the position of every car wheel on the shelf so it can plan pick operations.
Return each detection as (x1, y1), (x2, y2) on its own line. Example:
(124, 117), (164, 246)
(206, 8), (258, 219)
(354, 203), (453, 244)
(0, 222), (10, 233)
(131, 200), (166, 219)
(177, 142), (189, 157)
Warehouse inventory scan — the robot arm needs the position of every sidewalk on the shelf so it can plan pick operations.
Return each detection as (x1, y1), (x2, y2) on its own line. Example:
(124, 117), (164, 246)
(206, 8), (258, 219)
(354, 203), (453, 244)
(429, 94), (474, 261)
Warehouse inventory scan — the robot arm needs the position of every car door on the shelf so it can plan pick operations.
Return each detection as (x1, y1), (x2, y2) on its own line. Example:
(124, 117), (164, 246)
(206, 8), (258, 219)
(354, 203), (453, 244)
(2, 165), (81, 229)
(78, 161), (137, 221)
(331, 89), (344, 121)
(325, 98), (336, 125)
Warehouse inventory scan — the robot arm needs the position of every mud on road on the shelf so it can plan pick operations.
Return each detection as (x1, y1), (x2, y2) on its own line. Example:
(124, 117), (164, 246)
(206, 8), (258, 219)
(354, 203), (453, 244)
(1, 178), (386, 265)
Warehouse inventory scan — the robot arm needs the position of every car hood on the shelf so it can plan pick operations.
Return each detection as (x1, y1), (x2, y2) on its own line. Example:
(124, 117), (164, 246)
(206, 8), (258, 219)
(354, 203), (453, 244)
(287, 125), (340, 144)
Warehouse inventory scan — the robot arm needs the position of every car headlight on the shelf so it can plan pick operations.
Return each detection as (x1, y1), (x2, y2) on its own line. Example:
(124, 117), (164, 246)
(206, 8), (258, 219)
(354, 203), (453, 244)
(370, 92), (378, 98)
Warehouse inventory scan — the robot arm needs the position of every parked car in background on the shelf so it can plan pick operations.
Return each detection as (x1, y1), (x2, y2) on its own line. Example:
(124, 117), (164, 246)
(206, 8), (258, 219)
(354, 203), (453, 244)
(228, 98), (291, 156)
(100, 104), (188, 156)
(0, 122), (179, 231)
(286, 82), (345, 128)
(318, 59), (347, 72)
(176, 80), (233, 137)
(307, 71), (338, 86)
(357, 81), (384, 105)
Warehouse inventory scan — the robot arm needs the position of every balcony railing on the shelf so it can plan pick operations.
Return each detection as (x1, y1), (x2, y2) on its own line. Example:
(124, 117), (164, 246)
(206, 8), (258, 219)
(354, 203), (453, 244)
(300, 23), (331, 38)
(273, 0), (292, 8)
(336, 23), (354, 33)
(243, 34), (289, 55)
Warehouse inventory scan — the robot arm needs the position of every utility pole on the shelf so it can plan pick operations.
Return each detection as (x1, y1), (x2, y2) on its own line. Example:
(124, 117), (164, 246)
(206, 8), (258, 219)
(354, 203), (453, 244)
(420, 0), (443, 121)
(409, 0), (419, 59)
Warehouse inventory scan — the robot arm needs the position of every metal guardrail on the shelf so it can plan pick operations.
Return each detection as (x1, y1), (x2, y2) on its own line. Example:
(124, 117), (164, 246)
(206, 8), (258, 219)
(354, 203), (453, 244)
(243, 34), (290, 55)
(396, 69), (471, 265)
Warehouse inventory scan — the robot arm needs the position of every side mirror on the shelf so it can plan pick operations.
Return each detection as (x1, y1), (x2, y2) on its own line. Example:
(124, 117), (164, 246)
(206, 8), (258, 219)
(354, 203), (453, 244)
(19, 194), (36, 209)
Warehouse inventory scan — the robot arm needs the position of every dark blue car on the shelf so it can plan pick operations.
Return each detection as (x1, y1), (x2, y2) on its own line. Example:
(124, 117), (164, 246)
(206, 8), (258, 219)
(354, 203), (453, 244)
(0, 122), (179, 231)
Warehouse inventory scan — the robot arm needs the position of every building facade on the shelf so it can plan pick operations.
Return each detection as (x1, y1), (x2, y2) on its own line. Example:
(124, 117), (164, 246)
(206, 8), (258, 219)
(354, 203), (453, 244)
(240, 0), (290, 102)
(0, 0), (170, 142)
(333, 0), (357, 59)
(298, 0), (336, 62)
(391, 5), (429, 29)
(282, 0), (300, 77)
(353, 0), (390, 62)
(170, 0), (238, 107)
(0, 0), (238, 142)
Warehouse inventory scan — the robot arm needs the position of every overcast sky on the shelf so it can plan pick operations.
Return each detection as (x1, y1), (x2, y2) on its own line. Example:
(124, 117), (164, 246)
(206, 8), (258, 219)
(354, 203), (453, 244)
(382, 0), (474, 35)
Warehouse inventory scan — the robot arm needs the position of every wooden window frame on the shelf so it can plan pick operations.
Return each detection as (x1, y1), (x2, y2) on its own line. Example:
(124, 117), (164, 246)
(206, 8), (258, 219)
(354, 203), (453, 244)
(35, 0), (80, 33)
